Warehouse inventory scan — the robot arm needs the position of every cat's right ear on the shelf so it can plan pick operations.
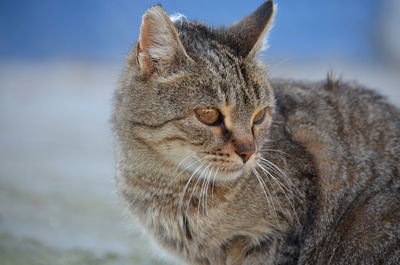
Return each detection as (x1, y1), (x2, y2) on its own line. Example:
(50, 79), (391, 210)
(131, 6), (192, 79)
(229, 0), (276, 58)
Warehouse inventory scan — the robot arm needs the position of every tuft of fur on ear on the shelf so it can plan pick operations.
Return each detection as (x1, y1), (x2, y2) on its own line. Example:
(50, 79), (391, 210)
(170, 13), (187, 23)
(229, 0), (276, 58)
(135, 6), (191, 78)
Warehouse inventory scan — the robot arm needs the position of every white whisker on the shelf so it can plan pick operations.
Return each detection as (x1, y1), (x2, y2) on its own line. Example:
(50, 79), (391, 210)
(186, 165), (210, 218)
(260, 157), (296, 189)
(203, 167), (213, 215)
(211, 168), (219, 202)
(174, 156), (206, 180)
(177, 164), (203, 215)
(258, 163), (300, 224)
(172, 153), (195, 178)
(198, 167), (210, 215)
(260, 148), (290, 156)
(252, 168), (280, 225)
(165, 155), (205, 191)
(260, 157), (288, 179)
(259, 161), (298, 198)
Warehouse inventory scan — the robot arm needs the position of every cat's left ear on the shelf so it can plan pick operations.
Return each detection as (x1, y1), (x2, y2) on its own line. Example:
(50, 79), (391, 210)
(133, 6), (192, 78)
(229, 0), (276, 58)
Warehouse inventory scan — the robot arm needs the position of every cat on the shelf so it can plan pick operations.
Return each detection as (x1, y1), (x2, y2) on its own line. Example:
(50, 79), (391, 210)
(112, 1), (400, 264)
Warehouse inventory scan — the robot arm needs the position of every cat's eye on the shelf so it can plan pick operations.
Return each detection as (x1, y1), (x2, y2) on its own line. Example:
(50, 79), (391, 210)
(195, 107), (221, 126)
(253, 108), (267, 125)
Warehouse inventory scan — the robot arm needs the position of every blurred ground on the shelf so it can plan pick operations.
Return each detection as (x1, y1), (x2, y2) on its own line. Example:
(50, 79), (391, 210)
(0, 60), (399, 264)
(0, 61), (177, 264)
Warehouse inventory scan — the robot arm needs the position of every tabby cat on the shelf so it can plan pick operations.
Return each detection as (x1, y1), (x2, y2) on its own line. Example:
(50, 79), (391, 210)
(112, 1), (400, 264)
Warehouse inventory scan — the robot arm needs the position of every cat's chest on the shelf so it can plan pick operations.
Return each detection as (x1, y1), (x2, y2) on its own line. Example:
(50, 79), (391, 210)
(149, 190), (272, 250)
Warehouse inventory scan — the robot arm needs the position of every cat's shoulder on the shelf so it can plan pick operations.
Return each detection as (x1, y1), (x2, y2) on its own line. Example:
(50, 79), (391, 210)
(271, 77), (399, 114)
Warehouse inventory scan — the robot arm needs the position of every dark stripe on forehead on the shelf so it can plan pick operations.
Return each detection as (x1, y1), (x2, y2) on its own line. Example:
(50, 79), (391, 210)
(239, 64), (249, 86)
(236, 84), (250, 105)
(253, 82), (262, 101)
(201, 42), (264, 108)
(235, 69), (259, 108)
(240, 64), (263, 102)
(234, 62), (246, 87)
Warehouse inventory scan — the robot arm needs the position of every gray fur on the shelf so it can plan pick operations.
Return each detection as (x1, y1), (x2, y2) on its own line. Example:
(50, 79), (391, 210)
(112, 1), (400, 264)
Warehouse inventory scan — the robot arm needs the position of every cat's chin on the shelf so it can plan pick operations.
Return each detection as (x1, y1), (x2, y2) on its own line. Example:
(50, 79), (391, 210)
(204, 161), (258, 182)
(215, 168), (244, 181)
(181, 163), (246, 182)
(213, 159), (259, 181)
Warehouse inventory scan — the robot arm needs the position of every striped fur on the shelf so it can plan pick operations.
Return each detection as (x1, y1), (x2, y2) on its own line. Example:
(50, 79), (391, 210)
(112, 1), (400, 264)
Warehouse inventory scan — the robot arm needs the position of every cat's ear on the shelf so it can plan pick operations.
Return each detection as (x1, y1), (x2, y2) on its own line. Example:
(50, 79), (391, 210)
(229, 0), (276, 58)
(134, 6), (192, 78)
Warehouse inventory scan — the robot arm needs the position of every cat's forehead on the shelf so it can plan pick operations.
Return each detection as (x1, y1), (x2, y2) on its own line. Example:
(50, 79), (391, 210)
(194, 52), (272, 113)
(175, 21), (272, 107)
(190, 70), (272, 120)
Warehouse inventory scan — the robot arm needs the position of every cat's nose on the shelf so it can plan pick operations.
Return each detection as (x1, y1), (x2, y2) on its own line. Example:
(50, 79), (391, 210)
(234, 141), (256, 163)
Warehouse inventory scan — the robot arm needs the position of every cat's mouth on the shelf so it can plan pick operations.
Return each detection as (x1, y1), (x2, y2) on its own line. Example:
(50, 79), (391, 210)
(221, 167), (242, 173)
(199, 155), (259, 181)
(177, 151), (259, 181)
(214, 165), (253, 181)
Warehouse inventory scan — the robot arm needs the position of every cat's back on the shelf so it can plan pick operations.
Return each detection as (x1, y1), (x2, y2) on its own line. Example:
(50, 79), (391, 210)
(271, 77), (400, 162)
(270, 78), (400, 264)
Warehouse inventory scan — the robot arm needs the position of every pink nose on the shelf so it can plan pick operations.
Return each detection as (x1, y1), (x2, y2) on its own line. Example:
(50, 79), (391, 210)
(234, 142), (256, 163)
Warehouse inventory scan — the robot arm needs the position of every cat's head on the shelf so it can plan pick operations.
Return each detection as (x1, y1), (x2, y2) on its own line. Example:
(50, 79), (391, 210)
(114, 1), (276, 182)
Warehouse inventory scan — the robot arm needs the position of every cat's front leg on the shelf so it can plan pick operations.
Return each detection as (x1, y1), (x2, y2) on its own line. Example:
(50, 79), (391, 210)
(221, 236), (258, 265)
(170, 240), (226, 265)
(186, 241), (250, 265)
(224, 237), (276, 265)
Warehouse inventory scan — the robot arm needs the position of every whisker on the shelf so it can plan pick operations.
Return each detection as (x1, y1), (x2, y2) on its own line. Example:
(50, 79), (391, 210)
(259, 161), (298, 198)
(172, 153), (195, 178)
(211, 168), (219, 203)
(186, 165), (209, 218)
(260, 166), (283, 209)
(259, 159), (301, 207)
(259, 157), (286, 177)
(174, 156), (206, 180)
(203, 167), (213, 215)
(252, 168), (280, 225)
(198, 167), (210, 216)
(165, 156), (205, 191)
(193, 165), (211, 231)
(177, 164), (203, 215)
(259, 171), (281, 226)
(260, 157), (296, 188)
(165, 153), (194, 189)
(260, 148), (290, 157)
(258, 163), (300, 224)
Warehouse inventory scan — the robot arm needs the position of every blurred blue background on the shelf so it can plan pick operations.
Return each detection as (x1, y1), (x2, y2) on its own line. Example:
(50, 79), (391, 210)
(1, 0), (397, 62)
(0, 1), (399, 264)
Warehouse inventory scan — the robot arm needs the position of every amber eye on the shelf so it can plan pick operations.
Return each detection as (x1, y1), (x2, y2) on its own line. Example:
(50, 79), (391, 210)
(253, 108), (267, 125)
(195, 107), (221, 126)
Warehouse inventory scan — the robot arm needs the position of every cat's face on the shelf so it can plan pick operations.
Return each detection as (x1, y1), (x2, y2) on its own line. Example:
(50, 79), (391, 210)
(130, 62), (274, 181)
(114, 2), (276, 181)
